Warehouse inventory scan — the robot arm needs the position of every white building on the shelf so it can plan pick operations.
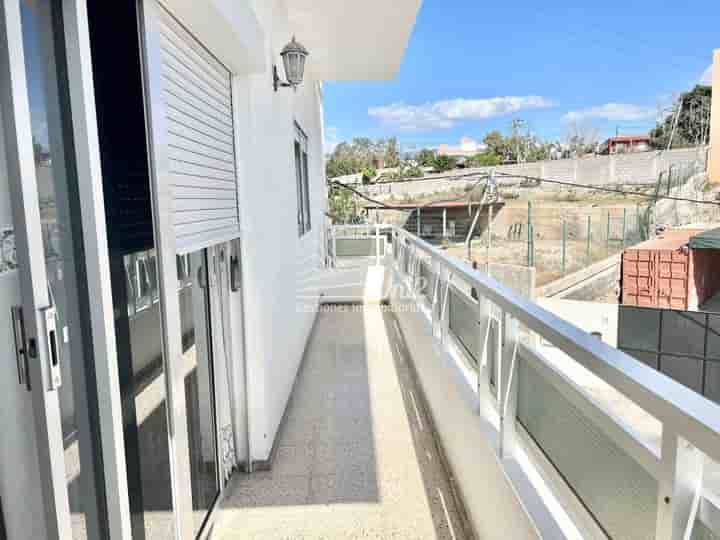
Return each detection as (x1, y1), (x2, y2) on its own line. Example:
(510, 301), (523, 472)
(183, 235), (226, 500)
(0, 1), (420, 539)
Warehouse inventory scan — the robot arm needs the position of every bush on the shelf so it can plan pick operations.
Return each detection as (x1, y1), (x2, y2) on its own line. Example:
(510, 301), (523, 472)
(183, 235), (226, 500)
(361, 167), (377, 184)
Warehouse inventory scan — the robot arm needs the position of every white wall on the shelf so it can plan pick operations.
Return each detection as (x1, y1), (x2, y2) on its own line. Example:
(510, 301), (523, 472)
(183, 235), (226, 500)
(232, 0), (327, 461)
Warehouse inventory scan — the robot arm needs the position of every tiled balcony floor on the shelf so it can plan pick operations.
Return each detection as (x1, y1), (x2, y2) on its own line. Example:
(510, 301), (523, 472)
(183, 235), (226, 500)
(213, 305), (469, 540)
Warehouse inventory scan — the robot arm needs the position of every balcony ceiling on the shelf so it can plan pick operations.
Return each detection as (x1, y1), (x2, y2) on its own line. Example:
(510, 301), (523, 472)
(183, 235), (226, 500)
(285, 0), (423, 81)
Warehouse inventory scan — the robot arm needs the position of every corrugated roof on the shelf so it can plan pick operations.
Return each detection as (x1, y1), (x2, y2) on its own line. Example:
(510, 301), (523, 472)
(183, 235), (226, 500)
(689, 228), (720, 250)
(365, 200), (498, 210)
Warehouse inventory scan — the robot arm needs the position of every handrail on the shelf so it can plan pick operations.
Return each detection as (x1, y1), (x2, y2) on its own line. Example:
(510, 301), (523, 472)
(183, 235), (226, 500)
(391, 225), (720, 464)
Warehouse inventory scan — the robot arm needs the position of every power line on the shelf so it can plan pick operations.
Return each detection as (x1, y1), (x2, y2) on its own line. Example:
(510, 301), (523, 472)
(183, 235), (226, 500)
(329, 167), (719, 212)
(493, 171), (720, 207)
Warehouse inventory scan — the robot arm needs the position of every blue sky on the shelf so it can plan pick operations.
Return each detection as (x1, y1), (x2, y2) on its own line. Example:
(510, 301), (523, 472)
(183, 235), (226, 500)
(323, 0), (717, 153)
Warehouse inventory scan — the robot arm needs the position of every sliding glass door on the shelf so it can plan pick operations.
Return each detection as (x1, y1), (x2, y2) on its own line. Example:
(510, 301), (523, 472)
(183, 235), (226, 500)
(0, 1), (127, 538)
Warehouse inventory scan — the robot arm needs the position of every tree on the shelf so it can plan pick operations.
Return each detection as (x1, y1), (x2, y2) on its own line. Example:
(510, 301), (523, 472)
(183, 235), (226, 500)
(328, 184), (361, 224)
(432, 154), (456, 172)
(384, 137), (400, 168)
(416, 148), (436, 167)
(469, 151), (502, 167)
(650, 85), (712, 150)
(326, 137), (397, 178)
(483, 131), (507, 158)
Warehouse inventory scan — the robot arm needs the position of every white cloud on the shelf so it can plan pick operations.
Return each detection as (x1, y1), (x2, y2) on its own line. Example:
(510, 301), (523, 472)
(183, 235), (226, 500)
(368, 96), (554, 131)
(701, 65), (713, 85)
(562, 103), (656, 123)
(324, 126), (340, 154)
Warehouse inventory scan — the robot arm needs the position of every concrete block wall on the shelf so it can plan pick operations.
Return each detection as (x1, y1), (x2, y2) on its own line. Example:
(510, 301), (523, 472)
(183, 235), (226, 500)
(360, 147), (708, 201)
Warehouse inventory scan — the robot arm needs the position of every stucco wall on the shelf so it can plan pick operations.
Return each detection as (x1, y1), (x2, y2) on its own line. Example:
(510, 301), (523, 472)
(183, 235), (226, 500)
(234, 0), (327, 461)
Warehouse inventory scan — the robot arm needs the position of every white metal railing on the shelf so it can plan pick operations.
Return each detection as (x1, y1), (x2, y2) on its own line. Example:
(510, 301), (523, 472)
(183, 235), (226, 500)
(330, 222), (720, 540)
(327, 224), (392, 267)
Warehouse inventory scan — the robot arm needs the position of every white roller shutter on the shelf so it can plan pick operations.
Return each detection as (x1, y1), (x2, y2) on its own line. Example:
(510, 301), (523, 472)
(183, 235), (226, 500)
(157, 6), (240, 254)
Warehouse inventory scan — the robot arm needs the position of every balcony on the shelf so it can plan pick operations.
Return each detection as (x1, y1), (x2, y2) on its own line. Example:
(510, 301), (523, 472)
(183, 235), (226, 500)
(214, 225), (720, 540)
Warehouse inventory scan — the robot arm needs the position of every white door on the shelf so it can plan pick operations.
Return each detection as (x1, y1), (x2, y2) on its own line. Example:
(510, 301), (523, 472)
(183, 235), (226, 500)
(0, 1), (130, 539)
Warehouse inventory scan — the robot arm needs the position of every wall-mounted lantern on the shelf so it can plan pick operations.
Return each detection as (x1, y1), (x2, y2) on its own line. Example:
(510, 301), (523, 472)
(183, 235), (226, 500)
(273, 36), (309, 92)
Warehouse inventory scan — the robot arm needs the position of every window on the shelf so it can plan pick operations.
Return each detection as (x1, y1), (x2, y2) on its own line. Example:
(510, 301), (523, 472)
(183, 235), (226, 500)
(294, 123), (311, 236)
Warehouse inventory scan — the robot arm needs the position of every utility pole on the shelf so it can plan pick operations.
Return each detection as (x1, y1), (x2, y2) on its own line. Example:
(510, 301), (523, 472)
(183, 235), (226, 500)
(512, 118), (527, 163)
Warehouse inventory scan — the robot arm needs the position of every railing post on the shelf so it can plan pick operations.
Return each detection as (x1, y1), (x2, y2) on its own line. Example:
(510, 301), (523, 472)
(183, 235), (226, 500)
(439, 271), (452, 345)
(375, 224), (381, 265)
(655, 430), (704, 540)
(476, 295), (493, 418)
(498, 312), (519, 459)
(332, 227), (338, 268)
(430, 258), (441, 337)
(561, 219), (567, 274)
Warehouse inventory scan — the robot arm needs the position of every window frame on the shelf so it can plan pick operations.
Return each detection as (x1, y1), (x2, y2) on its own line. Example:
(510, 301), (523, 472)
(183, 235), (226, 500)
(294, 122), (311, 236)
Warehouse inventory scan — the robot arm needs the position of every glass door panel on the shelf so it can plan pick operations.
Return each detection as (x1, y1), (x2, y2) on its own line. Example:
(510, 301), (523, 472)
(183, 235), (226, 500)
(179, 250), (220, 535)
(18, 1), (106, 538)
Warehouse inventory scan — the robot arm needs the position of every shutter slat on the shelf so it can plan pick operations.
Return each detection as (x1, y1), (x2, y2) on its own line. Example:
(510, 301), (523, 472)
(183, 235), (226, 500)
(166, 106), (234, 147)
(169, 160), (235, 182)
(174, 207), (237, 225)
(168, 146), (235, 173)
(175, 197), (237, 211)
(167, 124), (235, 158)
(176, 217), (239, 236)
(170, 174), (236, 192)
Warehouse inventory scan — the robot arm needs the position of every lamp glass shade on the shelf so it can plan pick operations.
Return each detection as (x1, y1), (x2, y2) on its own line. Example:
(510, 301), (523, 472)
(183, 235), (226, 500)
(280, 37), (309, 86)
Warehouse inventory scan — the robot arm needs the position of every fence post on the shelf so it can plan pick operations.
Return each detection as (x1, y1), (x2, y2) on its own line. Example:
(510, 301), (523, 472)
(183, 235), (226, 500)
(475, 295), (492, 418)
(562, 219), (567, 274)
(606, 211), (611, 253)
(527, 201), (533, 267)
(622, 208), (627, 249)
(443, 208), (447, 239)
(586, 215), (592, 265)
(417, 207), (421, 237)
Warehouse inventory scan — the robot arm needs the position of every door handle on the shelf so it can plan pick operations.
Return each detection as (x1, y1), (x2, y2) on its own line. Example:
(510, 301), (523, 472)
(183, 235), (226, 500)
(41, 305), (62, 391)
(10, 306), (31, 391)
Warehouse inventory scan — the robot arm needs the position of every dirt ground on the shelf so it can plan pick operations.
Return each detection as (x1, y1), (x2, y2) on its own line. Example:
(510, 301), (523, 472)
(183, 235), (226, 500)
(446, 238), (622, 287)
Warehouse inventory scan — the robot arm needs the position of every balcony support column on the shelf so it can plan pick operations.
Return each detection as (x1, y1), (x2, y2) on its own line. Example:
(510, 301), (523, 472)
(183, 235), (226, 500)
(655, 430), (704, 540)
